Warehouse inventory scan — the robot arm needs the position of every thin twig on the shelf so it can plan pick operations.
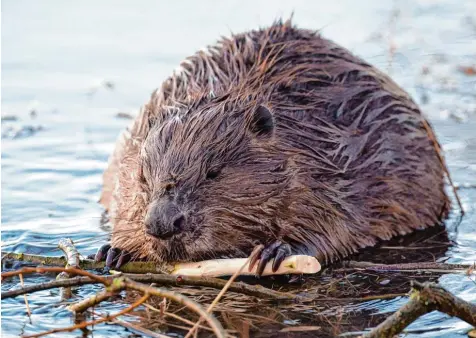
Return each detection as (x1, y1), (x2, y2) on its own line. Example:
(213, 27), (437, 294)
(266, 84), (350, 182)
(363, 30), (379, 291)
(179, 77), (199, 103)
(145, 304), (215, 333)
(362, 281), (476, 338)
(91, 309), (170, 338)
(342, 261), (473, 272)
(1, 275), (102, 299)
(422, 119), (464, 215)
(69, 289), (115, 313)
(23, 294), (150, 338)
(123, 278), (226, 338)
(386, 0), (398, 74)
(185, 245), (263, 338)
(19, 274), (32, 323)
(1, 266), (109, 285)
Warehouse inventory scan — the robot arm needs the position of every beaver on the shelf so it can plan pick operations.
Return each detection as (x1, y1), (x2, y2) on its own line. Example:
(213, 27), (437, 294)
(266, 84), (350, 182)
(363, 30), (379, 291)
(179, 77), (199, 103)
(94, 18), (451, 275)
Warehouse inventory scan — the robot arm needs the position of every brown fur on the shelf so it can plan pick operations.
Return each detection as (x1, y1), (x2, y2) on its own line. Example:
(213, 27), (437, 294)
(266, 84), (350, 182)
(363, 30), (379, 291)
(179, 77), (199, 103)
(99, 19), (450, 265)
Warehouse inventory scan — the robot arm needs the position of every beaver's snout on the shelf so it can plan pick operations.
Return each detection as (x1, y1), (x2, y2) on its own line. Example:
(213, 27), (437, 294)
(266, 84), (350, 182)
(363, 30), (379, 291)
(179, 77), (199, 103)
(145, 199), (186, 239)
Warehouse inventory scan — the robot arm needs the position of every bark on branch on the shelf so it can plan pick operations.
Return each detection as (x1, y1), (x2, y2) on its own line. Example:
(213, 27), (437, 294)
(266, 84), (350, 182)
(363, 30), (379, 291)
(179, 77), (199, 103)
(1, 251), (173, 274)
(56, 238), (81, 300)
(342, 261), (473, 273)
(363, 281), (476, 338)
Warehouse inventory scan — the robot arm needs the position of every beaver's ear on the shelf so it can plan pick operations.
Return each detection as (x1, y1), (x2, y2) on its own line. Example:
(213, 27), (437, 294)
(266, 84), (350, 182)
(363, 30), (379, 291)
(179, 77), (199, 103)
(249, 105), (275, 138)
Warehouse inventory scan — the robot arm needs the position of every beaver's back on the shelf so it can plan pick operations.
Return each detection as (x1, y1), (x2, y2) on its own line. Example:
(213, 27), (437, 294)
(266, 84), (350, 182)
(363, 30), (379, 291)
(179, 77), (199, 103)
(101, 19), (450, 264)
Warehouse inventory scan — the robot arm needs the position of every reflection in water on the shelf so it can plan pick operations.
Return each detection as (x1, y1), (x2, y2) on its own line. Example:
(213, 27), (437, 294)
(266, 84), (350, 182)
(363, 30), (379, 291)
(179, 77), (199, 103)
(1, 0), (475, 337)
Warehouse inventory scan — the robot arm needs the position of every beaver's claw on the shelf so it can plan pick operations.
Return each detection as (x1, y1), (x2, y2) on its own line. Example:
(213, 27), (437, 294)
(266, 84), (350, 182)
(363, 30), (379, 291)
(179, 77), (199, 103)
(248, 240), (292, 276)
(89, 244), (131, 270)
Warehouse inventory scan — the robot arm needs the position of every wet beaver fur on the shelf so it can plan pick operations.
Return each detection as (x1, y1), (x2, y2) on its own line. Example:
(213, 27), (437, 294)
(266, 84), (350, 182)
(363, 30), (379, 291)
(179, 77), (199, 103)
(95, 19), (451, 275)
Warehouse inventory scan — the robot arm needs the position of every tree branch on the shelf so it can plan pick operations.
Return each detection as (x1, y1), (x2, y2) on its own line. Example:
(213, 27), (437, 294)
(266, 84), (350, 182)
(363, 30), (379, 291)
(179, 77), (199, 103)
(343, 261), (473, 273)
(56, 238), (81, 300)
(1, 251), (172, 274)
(363, 281), (476, 338)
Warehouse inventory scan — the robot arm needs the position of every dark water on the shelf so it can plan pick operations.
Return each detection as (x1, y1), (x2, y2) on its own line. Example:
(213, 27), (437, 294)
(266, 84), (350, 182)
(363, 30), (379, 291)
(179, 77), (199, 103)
(1, 0), (475, 337)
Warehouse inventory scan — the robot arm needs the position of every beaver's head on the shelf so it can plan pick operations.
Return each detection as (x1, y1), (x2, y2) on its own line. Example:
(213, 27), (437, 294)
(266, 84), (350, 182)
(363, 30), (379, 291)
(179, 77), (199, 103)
(138, 101), (294, 262)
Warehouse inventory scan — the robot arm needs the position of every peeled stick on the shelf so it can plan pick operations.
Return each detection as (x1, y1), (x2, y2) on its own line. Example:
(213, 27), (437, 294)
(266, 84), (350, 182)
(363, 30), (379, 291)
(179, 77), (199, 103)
(170, 255), (321, 277)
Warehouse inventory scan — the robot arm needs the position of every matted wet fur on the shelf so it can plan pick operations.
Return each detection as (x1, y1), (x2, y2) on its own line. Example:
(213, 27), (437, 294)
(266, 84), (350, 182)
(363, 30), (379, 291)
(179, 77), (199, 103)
(98, 18), (450, 267)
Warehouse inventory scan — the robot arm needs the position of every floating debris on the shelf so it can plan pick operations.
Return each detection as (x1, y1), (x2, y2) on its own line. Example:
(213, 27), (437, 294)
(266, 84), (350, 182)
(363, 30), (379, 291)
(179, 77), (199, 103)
(458, 65), (476, 76)
(13, 125), (44, 139)
(86, 79), (116, 97)
(1, 115), (19, 122)
(116, 112), (134, 119)
(27, 100), (41, 117)
(2, 125), (44, 139)
(421, 65), (431, 75)
(103, 81), (115, 90)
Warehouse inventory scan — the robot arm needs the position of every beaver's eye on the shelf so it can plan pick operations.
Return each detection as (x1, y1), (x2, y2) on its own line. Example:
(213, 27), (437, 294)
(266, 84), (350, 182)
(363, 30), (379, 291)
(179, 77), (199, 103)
(164, 183), (174, 192)
(206, 169), (221, 180)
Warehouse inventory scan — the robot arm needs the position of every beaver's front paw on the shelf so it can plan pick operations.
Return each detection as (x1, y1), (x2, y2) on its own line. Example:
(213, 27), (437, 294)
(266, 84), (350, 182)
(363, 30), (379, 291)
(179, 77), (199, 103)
(248, 240), (292, 276)
(89, 244), (132, 270)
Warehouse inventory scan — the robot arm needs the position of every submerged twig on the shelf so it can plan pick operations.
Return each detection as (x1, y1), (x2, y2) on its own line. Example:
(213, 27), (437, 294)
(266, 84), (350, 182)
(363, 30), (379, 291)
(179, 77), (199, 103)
(23, 294), (151, 338)
(123, 278), (226, 338)
(69, 288), (115, 313)
(146, 304), (203, 331)
(90, 309), (170, 338)
(363, 281), (476, 338)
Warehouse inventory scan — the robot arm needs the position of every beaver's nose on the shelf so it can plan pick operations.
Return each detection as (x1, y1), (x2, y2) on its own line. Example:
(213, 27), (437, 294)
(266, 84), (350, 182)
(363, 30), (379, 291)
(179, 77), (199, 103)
(145, 200), (186, 239)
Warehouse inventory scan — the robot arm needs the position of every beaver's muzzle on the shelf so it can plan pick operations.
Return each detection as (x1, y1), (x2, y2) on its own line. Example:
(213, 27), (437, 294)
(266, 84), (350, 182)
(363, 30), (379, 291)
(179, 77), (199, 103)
(144, 199), (186, 239)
